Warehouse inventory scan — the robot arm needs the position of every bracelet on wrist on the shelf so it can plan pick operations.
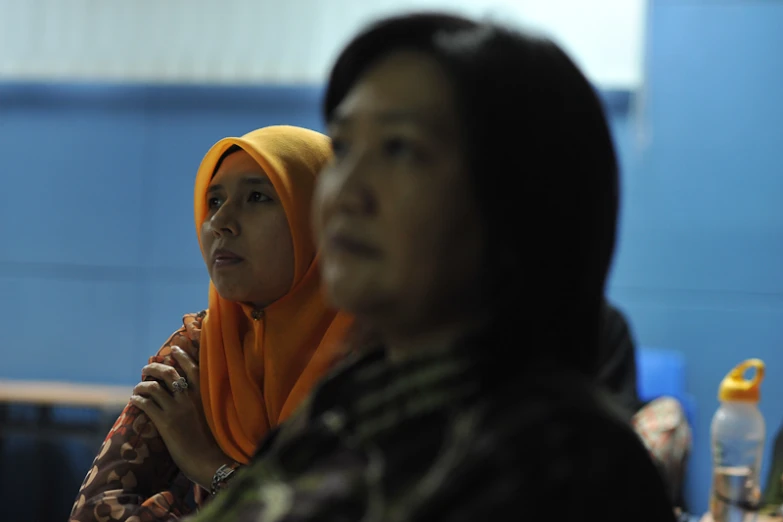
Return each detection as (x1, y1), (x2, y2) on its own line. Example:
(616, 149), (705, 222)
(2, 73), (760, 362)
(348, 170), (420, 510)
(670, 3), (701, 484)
(210, 462), (240, 496)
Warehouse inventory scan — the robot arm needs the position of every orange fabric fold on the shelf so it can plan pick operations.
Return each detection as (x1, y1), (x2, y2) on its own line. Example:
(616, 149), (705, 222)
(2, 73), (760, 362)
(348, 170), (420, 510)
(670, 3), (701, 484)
(193, 126), (353, 464)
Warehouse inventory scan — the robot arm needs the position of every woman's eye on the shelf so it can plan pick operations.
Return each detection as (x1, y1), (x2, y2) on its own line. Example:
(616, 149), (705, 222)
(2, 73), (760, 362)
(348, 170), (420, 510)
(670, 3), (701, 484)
(250, 192), (271, 203)
(207, 197), (221, 209)
(383, 137), (415, 158)
(331, 138), (348, 159)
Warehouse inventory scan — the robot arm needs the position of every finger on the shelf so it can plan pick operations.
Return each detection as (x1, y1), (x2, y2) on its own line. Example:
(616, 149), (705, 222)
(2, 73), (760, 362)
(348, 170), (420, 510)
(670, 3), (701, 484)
(171, 346), (200, 394)
(142, 363), (182, 391)
(130, 394), (164, 423)
(133, 380), (176, 410)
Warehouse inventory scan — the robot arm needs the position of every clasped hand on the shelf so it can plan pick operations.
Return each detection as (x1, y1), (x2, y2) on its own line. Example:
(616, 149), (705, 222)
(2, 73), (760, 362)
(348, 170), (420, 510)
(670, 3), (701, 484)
(130, 346), (232, 491)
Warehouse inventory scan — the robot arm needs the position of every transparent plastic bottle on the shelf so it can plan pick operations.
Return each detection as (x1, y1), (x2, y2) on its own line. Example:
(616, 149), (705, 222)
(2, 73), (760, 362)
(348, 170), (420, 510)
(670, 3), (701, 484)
(710, 359), (766, 522)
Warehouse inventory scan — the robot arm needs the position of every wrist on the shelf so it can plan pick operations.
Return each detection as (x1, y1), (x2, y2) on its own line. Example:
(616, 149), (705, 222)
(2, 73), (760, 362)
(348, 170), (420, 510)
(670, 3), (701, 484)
(196, 453), (233, 491)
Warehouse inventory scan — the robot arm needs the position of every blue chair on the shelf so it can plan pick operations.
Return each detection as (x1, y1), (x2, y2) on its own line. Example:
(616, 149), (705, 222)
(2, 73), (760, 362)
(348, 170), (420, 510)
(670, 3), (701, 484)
(637, 347), (697, 428)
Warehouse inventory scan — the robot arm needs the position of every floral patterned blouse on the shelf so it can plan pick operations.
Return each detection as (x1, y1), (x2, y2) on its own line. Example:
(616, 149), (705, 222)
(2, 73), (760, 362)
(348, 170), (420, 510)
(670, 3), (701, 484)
(70, 312), (208, 522)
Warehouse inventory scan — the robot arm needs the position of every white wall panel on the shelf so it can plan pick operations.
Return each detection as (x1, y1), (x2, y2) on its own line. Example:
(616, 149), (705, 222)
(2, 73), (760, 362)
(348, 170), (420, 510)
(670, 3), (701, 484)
(0, 0), (647, 89)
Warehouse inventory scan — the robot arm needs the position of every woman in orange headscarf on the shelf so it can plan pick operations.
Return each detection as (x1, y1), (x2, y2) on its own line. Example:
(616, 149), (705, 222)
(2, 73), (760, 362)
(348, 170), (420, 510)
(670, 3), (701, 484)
(70, 126), (352, 522)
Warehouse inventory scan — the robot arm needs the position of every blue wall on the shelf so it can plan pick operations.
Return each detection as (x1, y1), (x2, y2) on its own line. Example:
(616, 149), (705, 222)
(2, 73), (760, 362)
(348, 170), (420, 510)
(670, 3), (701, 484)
(1, 0), (782, 515)
(607, 0), (783, 513)
(0, 85), (331, 520)
(0, 85), (325, 385)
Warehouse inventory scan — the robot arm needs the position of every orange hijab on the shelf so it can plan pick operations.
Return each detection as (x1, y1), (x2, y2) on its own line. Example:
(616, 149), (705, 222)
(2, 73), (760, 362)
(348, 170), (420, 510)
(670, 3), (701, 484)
(193, 126), (352, 464)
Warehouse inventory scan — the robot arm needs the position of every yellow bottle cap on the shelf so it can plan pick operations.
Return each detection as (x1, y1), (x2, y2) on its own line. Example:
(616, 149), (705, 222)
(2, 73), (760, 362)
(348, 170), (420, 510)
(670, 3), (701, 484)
(718, 359), (765, 403)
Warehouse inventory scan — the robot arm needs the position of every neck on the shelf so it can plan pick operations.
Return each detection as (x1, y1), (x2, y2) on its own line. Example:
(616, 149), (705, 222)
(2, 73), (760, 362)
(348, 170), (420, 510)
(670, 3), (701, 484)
(240, 302), (266, 321)
(381, 317), (487, 364)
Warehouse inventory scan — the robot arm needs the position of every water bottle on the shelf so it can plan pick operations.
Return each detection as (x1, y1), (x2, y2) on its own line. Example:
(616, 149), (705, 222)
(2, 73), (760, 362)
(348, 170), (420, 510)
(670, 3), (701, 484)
(710, 359), (766, 522)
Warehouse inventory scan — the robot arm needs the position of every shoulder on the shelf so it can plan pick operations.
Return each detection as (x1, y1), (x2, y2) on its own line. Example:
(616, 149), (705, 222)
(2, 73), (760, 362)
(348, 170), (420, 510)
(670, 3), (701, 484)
(183, 310), (206, 342)
(150, 311), (207, 363)
(509, 382), (672, 517)
(478, 375), (641, 460)
(427, 377), (675, 521)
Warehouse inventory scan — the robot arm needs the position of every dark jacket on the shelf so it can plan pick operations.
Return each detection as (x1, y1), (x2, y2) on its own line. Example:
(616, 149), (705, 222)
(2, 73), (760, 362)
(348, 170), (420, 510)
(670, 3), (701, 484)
(186, 345), (676, 522)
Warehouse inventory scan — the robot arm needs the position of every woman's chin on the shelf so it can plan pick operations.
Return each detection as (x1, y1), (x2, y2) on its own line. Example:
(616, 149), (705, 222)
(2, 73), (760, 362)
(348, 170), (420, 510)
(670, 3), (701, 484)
(325, 281), (389, 320)
(213, 283), (253, 305)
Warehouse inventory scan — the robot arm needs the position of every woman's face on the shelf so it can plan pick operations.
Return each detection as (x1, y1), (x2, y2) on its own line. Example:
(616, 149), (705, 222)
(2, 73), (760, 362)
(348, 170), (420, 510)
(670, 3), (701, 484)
(200, 150), (295, 308)
(314, 51), (484, 332)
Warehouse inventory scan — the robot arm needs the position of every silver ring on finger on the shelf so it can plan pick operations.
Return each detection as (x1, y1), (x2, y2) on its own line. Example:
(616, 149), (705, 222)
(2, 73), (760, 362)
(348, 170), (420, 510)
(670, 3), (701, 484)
(171, 377), (189, 393)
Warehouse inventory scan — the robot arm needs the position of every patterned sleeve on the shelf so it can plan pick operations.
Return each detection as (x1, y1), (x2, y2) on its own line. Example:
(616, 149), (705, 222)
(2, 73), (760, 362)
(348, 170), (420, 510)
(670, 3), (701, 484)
(69, 313), (206, 522)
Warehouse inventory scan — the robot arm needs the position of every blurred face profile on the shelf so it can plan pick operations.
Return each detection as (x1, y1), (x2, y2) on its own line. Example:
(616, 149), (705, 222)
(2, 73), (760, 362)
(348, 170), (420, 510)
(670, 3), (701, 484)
(313, 51), (484, 332)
